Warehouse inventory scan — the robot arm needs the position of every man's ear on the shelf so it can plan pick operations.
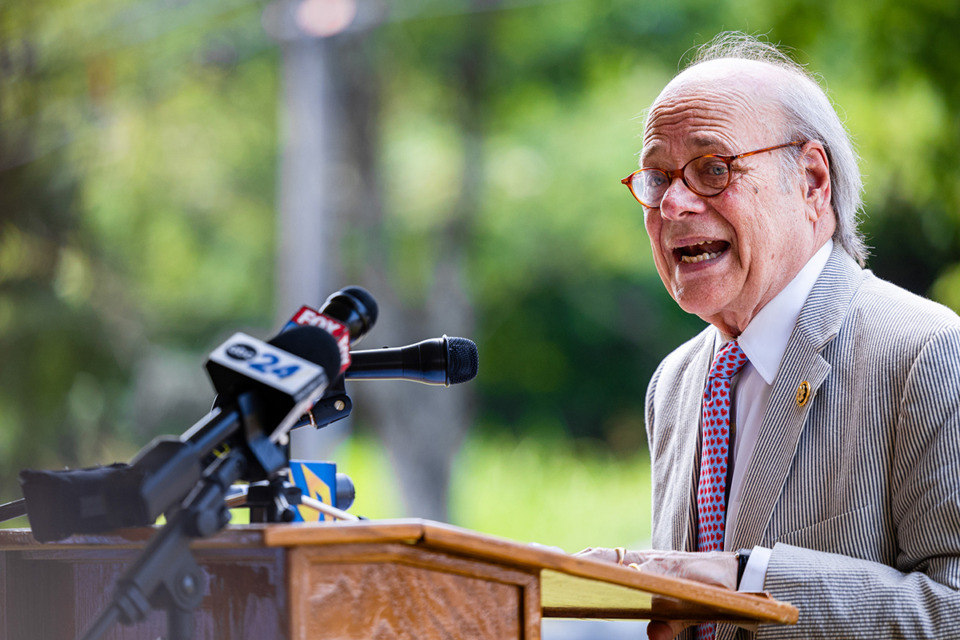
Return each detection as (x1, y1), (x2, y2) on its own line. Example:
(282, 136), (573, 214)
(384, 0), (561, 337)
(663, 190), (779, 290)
(802, 141), (832, 220)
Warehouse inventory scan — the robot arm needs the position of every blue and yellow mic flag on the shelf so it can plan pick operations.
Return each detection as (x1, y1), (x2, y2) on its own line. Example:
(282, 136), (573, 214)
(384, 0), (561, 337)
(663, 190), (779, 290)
(286, 460), (338, 522)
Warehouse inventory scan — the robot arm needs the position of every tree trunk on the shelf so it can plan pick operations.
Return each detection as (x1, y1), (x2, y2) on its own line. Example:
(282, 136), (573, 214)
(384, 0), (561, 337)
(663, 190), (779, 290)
(274, 3), (348, 459)
(273, 5), (488, 522)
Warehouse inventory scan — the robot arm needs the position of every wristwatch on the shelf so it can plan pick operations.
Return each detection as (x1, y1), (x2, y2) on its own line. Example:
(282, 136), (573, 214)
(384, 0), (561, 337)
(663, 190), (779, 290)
(736, 548), (751, 589)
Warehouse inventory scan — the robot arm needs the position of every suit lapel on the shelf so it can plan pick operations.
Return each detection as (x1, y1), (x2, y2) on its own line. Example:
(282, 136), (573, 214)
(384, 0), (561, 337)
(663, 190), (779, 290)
(676, 338), (716, 551)
(728, 247), (865, 550)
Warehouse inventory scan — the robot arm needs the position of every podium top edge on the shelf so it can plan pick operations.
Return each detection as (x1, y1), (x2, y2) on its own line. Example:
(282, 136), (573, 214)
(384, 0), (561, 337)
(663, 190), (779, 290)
(262, 519), (797, 625)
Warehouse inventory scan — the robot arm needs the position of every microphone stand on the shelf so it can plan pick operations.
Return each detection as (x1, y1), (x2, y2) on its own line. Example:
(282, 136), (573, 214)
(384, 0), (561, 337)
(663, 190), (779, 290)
(13, 377), (359, 640)
(0, 497), (27, 523)
(74, 389), (296, 640)
(79, 451), (245, 640)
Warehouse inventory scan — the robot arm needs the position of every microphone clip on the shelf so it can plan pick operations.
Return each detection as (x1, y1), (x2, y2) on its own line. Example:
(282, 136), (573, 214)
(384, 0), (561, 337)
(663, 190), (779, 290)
(293, 378), (354, 432)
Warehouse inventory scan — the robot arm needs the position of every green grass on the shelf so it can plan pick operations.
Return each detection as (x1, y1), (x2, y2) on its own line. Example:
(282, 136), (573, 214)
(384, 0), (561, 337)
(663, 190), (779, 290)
(332, 432), (652, 553)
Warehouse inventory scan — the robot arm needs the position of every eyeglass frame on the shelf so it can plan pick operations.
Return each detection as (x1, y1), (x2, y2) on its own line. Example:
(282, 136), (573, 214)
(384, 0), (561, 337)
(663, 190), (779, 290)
(621, 140), (806, 208)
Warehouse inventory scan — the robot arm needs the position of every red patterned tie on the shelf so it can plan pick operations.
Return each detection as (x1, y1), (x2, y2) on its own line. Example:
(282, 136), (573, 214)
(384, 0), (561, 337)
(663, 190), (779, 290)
(696, 340), (748, 640)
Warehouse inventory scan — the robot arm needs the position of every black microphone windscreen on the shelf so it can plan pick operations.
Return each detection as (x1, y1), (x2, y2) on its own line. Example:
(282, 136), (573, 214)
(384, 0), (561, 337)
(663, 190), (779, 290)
(320, 286), (378, 344)
(268, 325), (342, 378)
(446, 337), (479, 384)
(341, 286), (379, 327)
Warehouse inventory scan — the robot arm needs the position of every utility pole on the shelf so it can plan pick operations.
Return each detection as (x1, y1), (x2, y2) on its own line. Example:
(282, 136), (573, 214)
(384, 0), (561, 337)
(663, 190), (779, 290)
(268, 0), (353, 459)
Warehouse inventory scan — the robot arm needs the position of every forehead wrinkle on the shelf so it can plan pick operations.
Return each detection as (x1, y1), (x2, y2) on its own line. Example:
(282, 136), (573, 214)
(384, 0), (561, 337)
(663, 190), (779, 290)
(641, 74), (781, 165)
(644, 95), (764, 147)
(641, 108), (740, 166)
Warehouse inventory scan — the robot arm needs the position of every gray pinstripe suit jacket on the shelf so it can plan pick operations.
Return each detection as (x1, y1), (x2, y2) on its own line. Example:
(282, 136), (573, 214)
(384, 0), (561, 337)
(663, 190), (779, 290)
(646, 245), (960, 638)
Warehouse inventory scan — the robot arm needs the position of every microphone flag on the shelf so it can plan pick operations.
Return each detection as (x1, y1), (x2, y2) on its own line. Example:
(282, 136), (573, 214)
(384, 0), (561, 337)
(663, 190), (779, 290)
(285, 305), (352, 375)
(286, 460), (338, 522)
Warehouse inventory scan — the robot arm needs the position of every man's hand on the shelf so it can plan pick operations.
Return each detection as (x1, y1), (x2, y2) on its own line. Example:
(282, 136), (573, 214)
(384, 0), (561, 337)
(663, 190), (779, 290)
(575, 548), (739, 640)
(575, 547), (738, 589)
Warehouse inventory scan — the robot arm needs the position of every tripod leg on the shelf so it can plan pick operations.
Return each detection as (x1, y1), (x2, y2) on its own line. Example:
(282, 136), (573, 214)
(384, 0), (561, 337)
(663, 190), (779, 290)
(166, 607), (194, 640)
(0, 498), (27, 523)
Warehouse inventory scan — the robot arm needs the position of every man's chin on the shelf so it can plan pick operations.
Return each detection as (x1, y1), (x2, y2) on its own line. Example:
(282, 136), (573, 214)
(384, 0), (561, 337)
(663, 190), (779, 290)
(672, 287), (726, 317)
(672, 292), (735, 328)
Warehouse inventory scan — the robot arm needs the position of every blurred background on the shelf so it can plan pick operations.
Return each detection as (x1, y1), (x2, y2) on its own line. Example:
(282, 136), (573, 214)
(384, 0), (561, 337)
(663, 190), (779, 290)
(2, 0), (960, 594)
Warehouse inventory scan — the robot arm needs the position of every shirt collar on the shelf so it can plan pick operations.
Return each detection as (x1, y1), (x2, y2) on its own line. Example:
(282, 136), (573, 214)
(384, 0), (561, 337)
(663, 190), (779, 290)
(717, 240), (833, 384)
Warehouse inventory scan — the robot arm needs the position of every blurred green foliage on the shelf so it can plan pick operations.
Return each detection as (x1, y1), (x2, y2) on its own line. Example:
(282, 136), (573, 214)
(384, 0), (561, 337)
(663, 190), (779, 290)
(3, 0), (960, 525)
(330, 430), (652, 552)
(229, 431), (651, 551)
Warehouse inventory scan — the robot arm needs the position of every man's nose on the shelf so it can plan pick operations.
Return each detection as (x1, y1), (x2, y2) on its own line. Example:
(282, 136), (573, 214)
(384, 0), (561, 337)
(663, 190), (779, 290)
(658, 178), (705, 220)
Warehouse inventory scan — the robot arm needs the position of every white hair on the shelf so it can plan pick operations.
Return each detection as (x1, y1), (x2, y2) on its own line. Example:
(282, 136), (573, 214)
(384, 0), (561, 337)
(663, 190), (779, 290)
(685, 32), (868, 265)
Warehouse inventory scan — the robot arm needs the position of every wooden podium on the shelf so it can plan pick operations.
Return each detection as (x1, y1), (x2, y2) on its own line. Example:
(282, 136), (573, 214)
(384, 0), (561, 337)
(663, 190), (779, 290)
(0, 520), (796, 639)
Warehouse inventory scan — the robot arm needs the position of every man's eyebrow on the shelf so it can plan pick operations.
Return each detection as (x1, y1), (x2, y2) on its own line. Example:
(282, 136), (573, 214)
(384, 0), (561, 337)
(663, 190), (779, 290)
(641, 136), (730, 167)
(639, 140), (669, 166)
(690, 135), (729, 150)
(639, 147), (660, 167)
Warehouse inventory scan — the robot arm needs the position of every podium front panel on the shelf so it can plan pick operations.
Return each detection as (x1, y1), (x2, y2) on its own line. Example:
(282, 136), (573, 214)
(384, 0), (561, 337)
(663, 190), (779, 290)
(287, 543), (539, 639)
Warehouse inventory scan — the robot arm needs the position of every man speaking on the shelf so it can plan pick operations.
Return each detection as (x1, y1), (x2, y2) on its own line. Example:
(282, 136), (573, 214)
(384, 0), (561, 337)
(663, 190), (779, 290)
(581, 32), (960, 639)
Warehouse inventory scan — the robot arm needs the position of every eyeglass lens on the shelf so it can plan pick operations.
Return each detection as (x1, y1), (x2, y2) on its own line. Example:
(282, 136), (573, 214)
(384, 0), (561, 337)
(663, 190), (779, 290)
(632, 156), (731, 206)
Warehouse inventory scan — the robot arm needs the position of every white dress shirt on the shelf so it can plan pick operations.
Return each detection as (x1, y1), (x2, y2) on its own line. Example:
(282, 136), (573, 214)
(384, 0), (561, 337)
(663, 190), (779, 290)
(712, 240), (833, 590)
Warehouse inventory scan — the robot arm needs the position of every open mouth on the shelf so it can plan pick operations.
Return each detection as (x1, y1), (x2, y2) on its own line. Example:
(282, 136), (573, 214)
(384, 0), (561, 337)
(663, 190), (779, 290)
(674, 240), (730, 264)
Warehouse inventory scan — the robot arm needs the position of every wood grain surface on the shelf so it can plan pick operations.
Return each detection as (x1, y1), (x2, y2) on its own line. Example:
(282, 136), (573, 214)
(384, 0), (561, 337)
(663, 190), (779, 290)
(0, 518), (796, 640)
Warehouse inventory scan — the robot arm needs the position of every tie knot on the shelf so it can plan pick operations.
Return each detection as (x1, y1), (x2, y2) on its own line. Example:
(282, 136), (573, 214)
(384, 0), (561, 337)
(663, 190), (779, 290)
(709, 340), (748, 380)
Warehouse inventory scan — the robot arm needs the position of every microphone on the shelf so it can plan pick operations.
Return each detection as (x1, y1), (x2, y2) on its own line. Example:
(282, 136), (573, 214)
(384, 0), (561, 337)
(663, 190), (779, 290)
(206, 325), (342, 434)
(269, 326), (344, 380)
(283, 285), (379, 375)
(346, 336), (478, 386)
(19, 325), (344, 542)
(318, 285), (378, 344)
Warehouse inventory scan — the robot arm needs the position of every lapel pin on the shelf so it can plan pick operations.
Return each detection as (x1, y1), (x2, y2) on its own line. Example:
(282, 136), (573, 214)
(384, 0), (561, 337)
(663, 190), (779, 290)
(795, 381), (812, 407)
